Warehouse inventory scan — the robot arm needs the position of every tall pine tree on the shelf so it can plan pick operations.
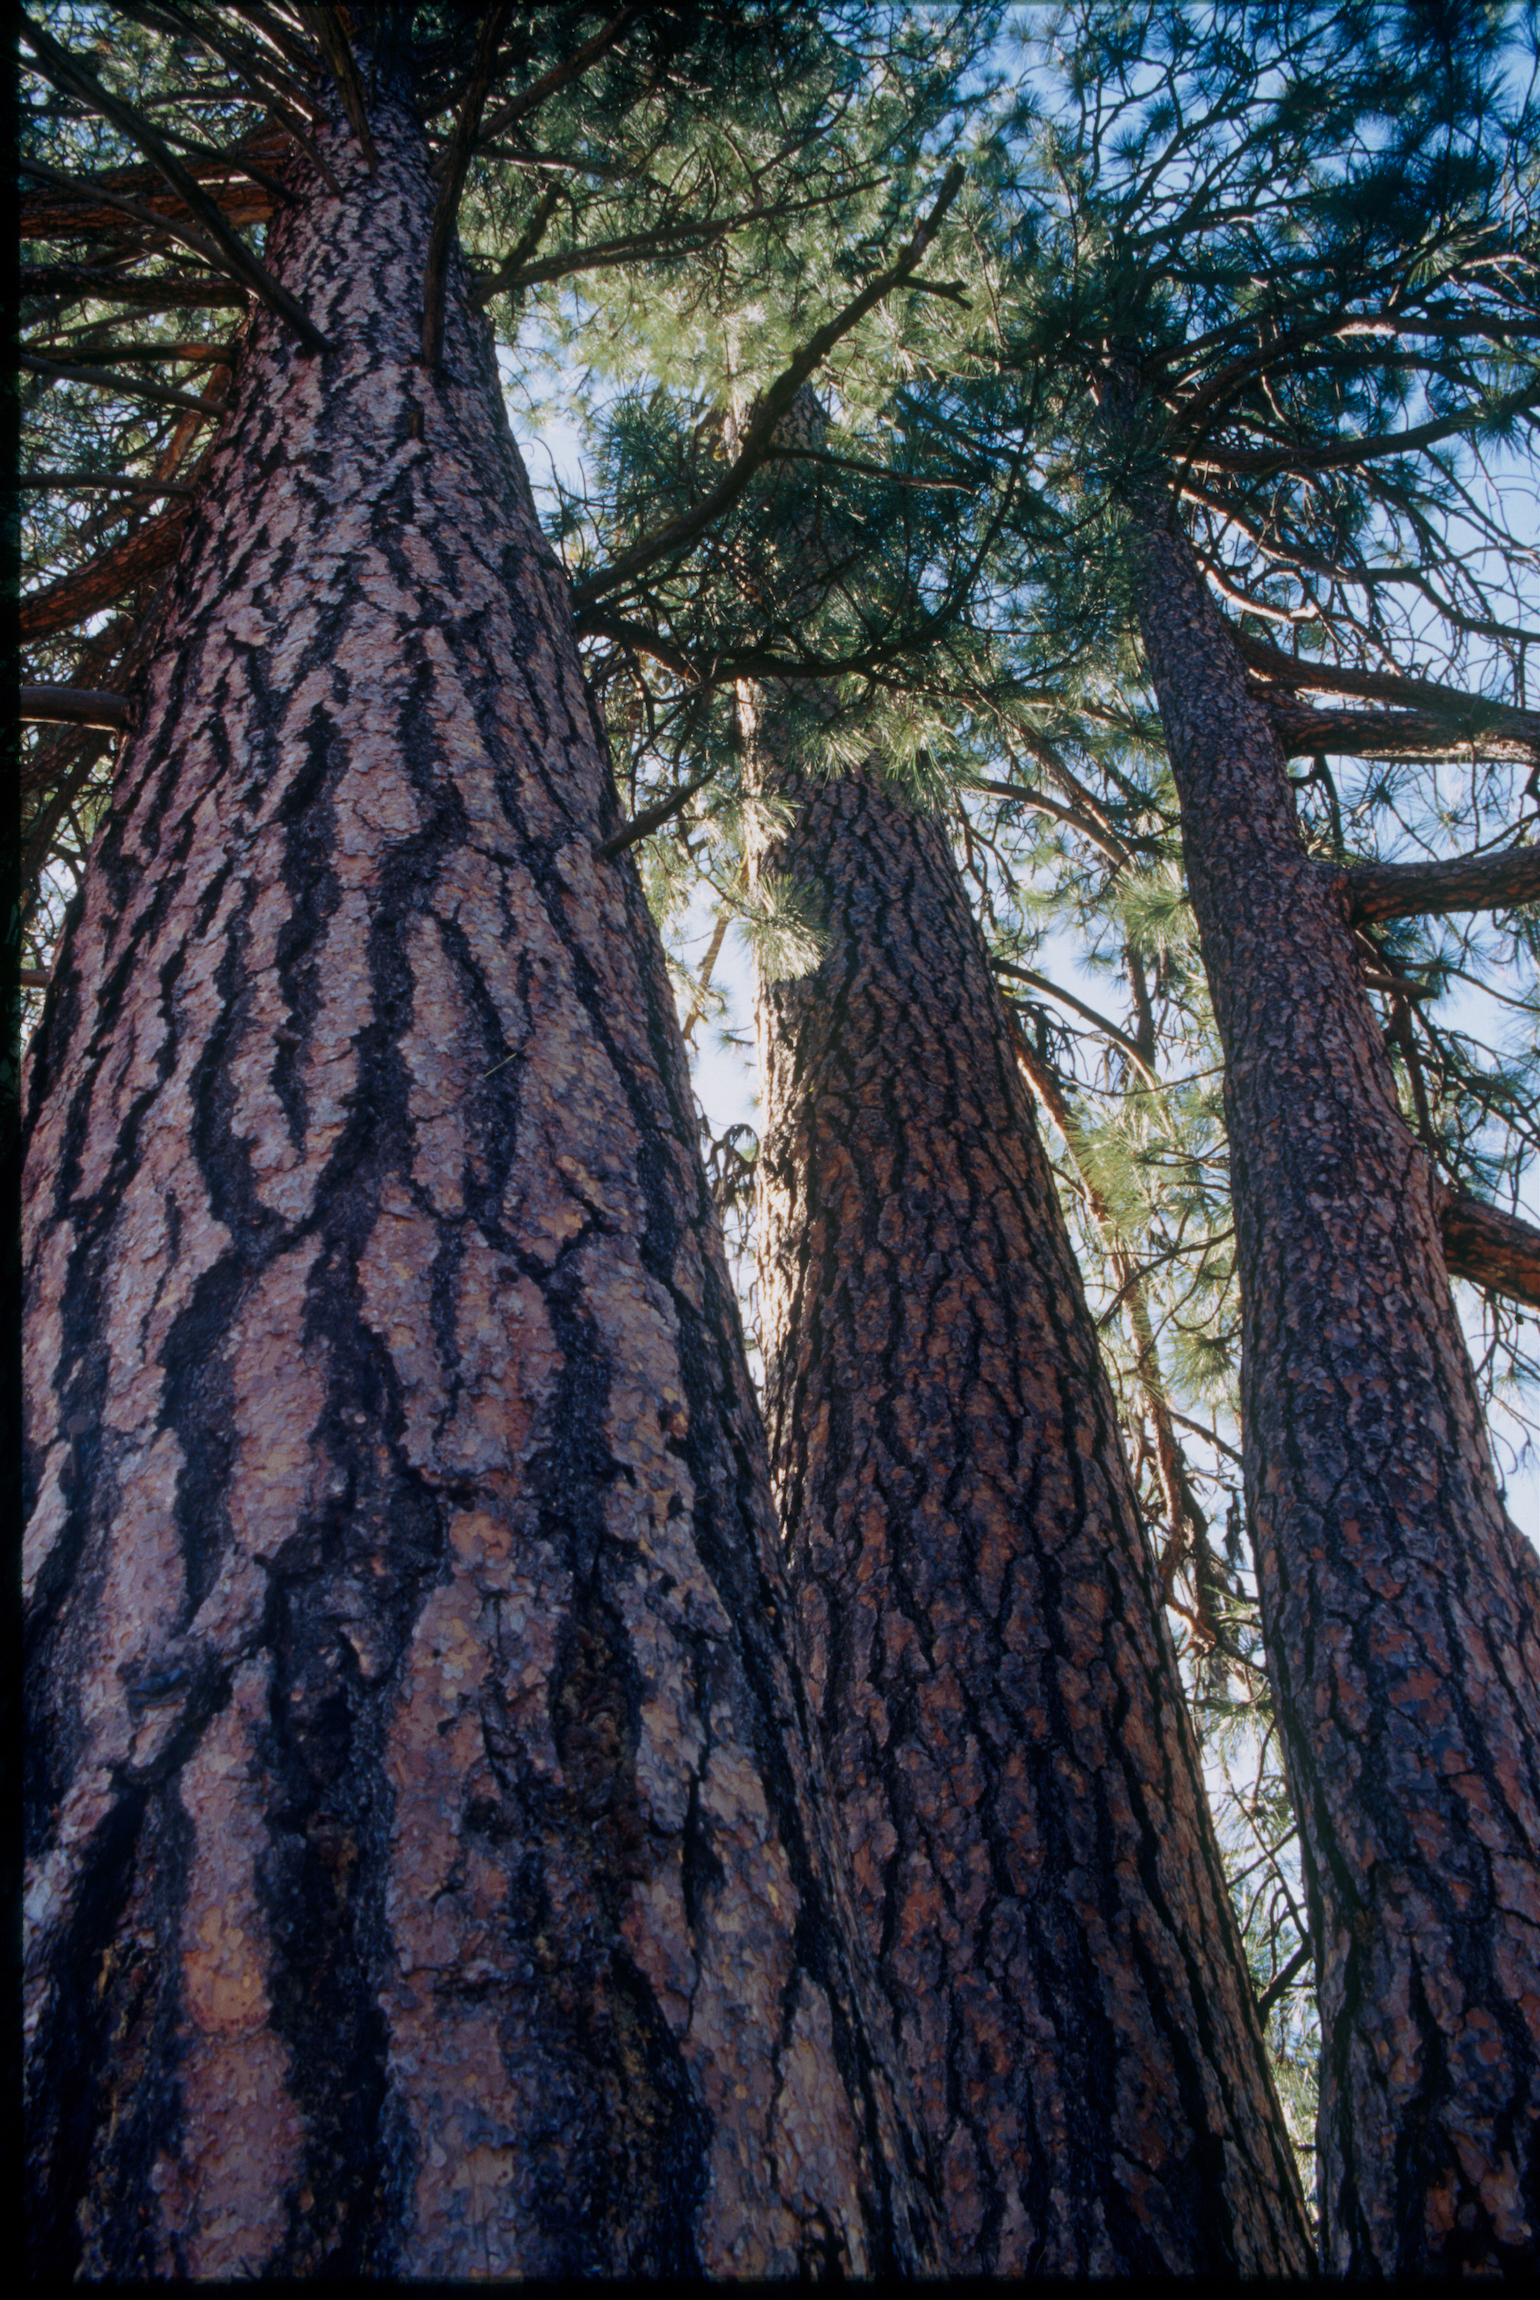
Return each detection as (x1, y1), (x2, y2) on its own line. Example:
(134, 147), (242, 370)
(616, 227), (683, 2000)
(989, 0), (1540, 2268)
(18, 7), (960, 2273)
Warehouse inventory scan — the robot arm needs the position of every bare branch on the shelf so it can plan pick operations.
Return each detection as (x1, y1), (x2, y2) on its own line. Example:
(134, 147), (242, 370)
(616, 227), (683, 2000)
(19, 686), (130, 730)
(1441, 1192), (1540, 1311)
(595, 763), (717, 859)
(994, 955), (1159, 1085)
(1236, 627), (1540, 755)
(1254, 1941), (1314, 2026)
(577, 612), (698, 681)
(11, 472), (195, 496)
(964, 777), (1137, 868)
(20, 505), (189, 641)
(19, 152), (270, 256)
(1270, 699), (1540, 768)
(1344, 848), (1540, 925)
(20, 263), (248, 308)
(19, 350), (227, 417)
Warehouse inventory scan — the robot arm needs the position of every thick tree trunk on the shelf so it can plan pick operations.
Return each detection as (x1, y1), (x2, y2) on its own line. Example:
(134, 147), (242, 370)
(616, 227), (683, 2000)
(21, 91), (935, 2283)
(742, 726), (1312, 2276)
(1130, 508), (1540, 2276)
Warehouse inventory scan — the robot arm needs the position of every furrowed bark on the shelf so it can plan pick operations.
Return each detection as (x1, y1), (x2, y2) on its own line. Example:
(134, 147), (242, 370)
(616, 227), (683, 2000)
(21, 84), (934, 2283)
(742, 731), (1311, 2275)
(1012, 1034), (1216, 1632)
(1441, 1192), (1540, 1311)
(1129, 506), (1540, 2277)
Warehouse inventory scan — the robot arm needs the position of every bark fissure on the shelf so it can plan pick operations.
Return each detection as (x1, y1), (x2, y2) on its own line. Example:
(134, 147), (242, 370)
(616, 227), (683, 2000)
(1127, 502), (1540, 2275)
(744, 719), (1311, 2274)
(23, 84), (933, 2281)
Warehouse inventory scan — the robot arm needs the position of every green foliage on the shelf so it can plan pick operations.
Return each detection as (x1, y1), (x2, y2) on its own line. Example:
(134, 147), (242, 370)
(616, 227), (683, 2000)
(18, 1), (1540, 2205)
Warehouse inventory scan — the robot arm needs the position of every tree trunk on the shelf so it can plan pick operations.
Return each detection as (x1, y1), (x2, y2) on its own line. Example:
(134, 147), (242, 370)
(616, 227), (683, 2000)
(742, 723), (1312, 2276)
(1129, 507), (1540, 2276)
(21, 89), (935, 2283)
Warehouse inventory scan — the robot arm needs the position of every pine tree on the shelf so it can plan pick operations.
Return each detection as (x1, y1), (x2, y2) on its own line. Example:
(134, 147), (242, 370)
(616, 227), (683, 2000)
(728, 395), (1309, 2269)
(18, 7), (962, 2274)
(988, 1), (1540, 2269)
(555, 88), (1313, 2239)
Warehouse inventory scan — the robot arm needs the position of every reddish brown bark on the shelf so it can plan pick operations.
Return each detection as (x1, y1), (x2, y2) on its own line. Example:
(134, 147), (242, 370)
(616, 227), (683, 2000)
(1345, 848), (1540, 926)
(19, 507), (191, 643)
(1440, 1192), (1540, 1312)
(1130, 508), (1540, 2276)
(742, 731), (1311, 2276)
(21, 88), (935, 2282)
(20, 145), (281, 240)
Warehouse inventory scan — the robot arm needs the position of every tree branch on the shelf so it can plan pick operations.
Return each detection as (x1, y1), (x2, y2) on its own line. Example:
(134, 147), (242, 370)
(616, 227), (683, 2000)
(1190, 382), (1540, 477)
(19, 153), (269, 278)
(471, 183), (560, 306)
(472, 183), (881, 307)
(20, 150), (277, 239)
(11, 471), (195, 496)
(1255, 1941), (1314, 2026)
(764, 443), (972, 491)
(20, 263), (248, 309)
(571, 162), (967, 611)
(1344, 848), (1540, 925)
(475, 5), (643, 148)
(1269, 698), (1540, 768)
(594, 762), (717, 859)
(20, 505), (189, 641)
(993, 956), (1159, 1086)
(1440, 1192), (1540, 1311)
(115, 2), (341, 189)
(422, 4), (514, 368)
(964, 777), (1138, 869)
(19, 11), (331, 350)
(577, 612), (699, 681)
(1236, 628), (1540, 758)
(19, 686), (129, 730)
(18, 350), (227, 418)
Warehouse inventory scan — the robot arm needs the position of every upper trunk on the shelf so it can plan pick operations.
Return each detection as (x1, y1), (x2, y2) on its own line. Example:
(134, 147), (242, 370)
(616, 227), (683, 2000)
(1130, 506), (1540, 2276)
(21, 86), (934, 2282)
(742, 717), (1312, 2276)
